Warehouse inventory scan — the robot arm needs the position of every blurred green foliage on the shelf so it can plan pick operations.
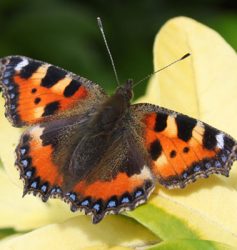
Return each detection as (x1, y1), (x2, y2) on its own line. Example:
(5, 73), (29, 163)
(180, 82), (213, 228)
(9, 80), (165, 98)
(0, 0), (236, 98)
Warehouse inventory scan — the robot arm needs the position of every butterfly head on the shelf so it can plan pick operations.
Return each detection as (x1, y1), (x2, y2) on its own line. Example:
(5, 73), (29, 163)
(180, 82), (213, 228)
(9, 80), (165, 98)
(115, 79), (134, 102)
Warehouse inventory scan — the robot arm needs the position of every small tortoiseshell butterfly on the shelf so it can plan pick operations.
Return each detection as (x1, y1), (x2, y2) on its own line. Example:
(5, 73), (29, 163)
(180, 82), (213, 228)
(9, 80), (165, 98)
(0, 56), (236, 223)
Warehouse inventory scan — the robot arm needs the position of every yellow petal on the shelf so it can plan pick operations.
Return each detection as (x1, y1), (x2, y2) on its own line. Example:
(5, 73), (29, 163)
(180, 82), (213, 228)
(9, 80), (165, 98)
(132, 16), (237, 246)
(0, 216), (157, 250)
(0, 167), (77, 230)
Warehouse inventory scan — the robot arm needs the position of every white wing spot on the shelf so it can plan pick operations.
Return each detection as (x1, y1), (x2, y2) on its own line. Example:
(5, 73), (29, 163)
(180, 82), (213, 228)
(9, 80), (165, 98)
(15, 58), (29, 71)
(216, 133), (224, 149)
(131, 166), (153, 181)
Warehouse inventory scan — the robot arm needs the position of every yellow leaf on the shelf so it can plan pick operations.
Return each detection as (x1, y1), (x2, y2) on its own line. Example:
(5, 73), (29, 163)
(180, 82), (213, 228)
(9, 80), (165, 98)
(132, 16), (237, 247)
(0, 216), (157, 250)
(0, 168), (76, 230)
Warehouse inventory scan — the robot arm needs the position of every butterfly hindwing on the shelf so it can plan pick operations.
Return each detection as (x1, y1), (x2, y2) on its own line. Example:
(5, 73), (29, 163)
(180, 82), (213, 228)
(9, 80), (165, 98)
(16, 108), (155, 223)
(0, 56), (107, 127)
(130, 103), (237, 189)
(16, 115), (82, 200)
(68, 126), (155, 223)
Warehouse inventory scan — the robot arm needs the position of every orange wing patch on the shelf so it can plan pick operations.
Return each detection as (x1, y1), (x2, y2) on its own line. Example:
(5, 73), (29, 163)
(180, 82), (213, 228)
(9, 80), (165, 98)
(27, 126), (63, 185)
(73, 173), (142, 200)
(1, 56), (89, 127)
(13, 67), (87, 125)
(16, 126), (63, 199)
(63, 165), (154, 224)
(73, 166), (153, 200)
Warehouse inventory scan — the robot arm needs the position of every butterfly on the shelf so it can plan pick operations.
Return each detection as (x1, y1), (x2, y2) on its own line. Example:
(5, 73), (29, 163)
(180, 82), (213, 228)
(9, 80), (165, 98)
(0, 55), (236, 224)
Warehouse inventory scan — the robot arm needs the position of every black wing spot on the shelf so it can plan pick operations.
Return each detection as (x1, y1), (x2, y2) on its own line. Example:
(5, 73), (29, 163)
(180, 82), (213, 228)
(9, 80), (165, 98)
(9, 57), (22, 67)
(42, 101), (60, 116)
(170, 150), (176, 158)
(149, 139), (162, 160)
(183, 147), (190, 153)
(224, 136), (235, 151)
(203, 125), (217, 150)
(41, 66), (67, 88)
(154, 113), (168, 132)
(31, 88), (37, 93)
(63, 79), (81, 97)
(34, 97), (41, 104)
(19, 61), (42, 79)
(176, 114), (197, 142)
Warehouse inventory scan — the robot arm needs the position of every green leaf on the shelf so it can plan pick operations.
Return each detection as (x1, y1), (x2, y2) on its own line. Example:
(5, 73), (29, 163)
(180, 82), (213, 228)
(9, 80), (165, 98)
(0, 228), (16, 240)
(127, 201), (198, 240)
(147, 239), (235, 250)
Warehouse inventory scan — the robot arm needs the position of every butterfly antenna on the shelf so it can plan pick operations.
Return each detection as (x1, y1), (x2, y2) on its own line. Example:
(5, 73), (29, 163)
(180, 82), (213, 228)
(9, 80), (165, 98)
(97, 17), (120, 86)
(133, 53), (191, 87)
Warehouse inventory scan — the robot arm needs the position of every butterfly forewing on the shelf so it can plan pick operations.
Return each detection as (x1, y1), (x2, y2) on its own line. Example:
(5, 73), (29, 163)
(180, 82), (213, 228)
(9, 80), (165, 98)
(130, 103), (237, 189)
(0, 56), (107, 127)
